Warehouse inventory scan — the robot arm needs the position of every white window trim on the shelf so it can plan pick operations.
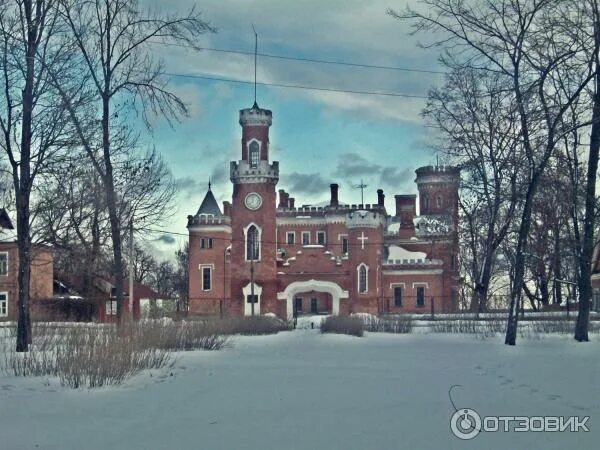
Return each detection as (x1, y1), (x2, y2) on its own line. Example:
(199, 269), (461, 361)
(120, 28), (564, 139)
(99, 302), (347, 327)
(316, 231), (326, 245)
(244, 222), (262, 261)
(200, 237), (213, 249)
(301, 231), (311, 246)
(357, 263), (369, 294)
(106, 300), (118, 316)
(391, 284), (404, 307)
(286, 231), (295, 245)
(338, 234), (349, 255)
(200, 264), (214, 291)
(247, 138), (262, 167)
(0, 251), (8, 276)
(0, 291), (7, 317)
(413, 284), (427, 307)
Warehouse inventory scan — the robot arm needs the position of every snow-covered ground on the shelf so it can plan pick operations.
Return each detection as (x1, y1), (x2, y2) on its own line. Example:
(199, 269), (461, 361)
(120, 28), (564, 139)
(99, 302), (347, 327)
(1, 330), (598, 450)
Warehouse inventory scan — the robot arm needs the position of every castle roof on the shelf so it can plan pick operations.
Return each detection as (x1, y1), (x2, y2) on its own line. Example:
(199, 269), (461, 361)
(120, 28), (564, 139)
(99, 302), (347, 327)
(196, 185), (223, 217)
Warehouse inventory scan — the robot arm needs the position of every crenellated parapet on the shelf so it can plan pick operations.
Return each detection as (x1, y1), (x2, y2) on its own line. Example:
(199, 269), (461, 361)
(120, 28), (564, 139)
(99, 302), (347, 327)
(230, 160), (279, 184)
(347, 209), (386, 229)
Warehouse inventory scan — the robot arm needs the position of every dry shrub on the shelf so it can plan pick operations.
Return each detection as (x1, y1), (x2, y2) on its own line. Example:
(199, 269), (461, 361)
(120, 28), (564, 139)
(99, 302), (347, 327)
(321, 316), (364, 337)
(360, 315), (413, 334)
(430, 316), (504, 338)
(0, 320), (229, 388)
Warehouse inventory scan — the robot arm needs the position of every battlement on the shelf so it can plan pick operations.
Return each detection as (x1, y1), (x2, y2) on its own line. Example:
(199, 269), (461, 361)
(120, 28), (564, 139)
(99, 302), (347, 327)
(276, 203), (385, 217)
(239, 104), (272, 127)
(230, 160), (279, 184)
(415, 165), (460, 184)
(347, 209), (386, 229)
(187, 214), (231, 228)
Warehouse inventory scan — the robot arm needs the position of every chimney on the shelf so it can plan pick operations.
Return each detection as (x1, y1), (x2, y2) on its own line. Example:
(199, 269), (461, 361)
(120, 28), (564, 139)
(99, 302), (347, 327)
(395, 195), (416, 228)
(278, 189), (289, 208)
(377, 189), (385, 207)
(330, 183), (339, 207)
(223, 201), (232, 217)
(289, 197), (295, 209)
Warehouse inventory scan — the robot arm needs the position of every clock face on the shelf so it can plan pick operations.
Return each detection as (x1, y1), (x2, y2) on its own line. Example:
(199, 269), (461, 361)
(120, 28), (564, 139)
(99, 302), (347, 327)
(244, 192), (263, 210)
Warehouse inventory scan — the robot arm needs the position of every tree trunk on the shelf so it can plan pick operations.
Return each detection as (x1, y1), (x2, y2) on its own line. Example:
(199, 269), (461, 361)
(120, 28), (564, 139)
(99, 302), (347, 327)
(505, 178), (538, 345)
(575, 29), (600, 341)
(16, 0), (37, 352)
(101, 93), (125, 325)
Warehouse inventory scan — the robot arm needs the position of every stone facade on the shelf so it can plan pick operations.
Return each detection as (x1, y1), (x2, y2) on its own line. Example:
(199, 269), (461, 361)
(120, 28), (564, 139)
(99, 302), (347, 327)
(187, 103), (460, 318)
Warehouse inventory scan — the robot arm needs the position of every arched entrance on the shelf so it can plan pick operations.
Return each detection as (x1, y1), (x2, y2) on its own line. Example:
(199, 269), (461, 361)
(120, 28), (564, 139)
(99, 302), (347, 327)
(277, 279), (349, 319)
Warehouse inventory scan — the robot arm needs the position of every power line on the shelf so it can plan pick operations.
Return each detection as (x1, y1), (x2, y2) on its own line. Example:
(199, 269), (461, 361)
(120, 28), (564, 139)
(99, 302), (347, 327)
(151, 41), (446, 75)
(161, 71), (428, 99)
(138, 226), (454, 248)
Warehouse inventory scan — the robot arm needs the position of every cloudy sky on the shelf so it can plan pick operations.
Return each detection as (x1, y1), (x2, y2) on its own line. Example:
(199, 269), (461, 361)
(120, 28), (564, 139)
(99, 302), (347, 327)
(143, 0), (445, 258)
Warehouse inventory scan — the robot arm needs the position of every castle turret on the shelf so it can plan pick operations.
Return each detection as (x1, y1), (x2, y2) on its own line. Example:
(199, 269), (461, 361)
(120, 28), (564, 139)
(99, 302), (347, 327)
(415, 165), (460, 233)
(347, 209), (385, 315)
(187, 183), (231, 315)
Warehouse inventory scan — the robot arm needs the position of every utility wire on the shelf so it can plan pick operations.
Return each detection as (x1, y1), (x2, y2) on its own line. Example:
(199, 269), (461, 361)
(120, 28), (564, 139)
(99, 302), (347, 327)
(161, 71), (428, 99)
(151, 40), (446, 75)
(138, 226), (453, 248)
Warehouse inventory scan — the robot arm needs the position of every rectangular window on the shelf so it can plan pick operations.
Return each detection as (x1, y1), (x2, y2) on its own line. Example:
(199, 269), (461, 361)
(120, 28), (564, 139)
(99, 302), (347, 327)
(201, 238), (213, 249)
(311, 298), (318, 313)
(394, 287), (403, 307)
(286, 232), (295, 245)
(341, 237), (348, 255)
(0, 252), (7, 276)
(202, 266), (212, 291)
(317, 231), (326, 245)
(247, 295), (258, 304)
(0, 292), (7, 317)
(106, 300), (117, 315)
(416, 287), (425, 307)
(302, 231), (310, 246)
(294, 297), (303, 313)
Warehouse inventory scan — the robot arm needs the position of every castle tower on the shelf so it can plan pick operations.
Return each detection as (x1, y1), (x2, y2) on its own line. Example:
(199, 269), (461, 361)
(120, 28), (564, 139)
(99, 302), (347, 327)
(187, 183), (231, 315)
(415, 165), (460, 232)
(229, 103), (279, 316)
(347, 209), (385, 315)
(415, 165), (461, 312)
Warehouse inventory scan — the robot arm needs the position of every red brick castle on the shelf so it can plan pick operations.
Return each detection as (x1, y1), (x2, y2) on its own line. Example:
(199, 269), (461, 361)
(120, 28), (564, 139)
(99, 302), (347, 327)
(187, 102), (460, 318)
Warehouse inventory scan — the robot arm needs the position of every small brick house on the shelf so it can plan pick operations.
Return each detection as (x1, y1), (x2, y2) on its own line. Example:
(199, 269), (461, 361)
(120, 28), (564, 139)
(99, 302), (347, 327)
(187, 102), (461, 318)
(0, 241), (54, 321)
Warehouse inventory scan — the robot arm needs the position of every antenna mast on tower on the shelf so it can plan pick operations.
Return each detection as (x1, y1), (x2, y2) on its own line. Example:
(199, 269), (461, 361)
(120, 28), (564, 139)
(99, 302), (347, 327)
(353, 179), (368, 206)
(252, 24), (258, 106)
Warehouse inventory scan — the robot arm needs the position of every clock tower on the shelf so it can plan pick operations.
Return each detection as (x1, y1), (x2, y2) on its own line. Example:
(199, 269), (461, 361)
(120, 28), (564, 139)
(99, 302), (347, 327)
(229, 102), (279, 316)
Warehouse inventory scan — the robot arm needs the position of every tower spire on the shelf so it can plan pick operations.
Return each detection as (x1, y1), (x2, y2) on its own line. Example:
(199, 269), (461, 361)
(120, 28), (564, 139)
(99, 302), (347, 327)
(208, 177), (212, 191)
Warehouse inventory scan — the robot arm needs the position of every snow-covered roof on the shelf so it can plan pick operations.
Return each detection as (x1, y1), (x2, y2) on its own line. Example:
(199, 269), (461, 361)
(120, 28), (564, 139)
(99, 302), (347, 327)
(387, 222), (400, 233)
(386, 245), (427, 264)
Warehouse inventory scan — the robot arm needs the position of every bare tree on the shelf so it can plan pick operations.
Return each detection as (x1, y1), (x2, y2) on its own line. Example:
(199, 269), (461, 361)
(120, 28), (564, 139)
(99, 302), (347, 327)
(0, 0), (70, 351)
(49, 0), (213, 324)
(423, 68), (521, 314)
(573, 0), (600, 341)
(391, 0), (597, 344)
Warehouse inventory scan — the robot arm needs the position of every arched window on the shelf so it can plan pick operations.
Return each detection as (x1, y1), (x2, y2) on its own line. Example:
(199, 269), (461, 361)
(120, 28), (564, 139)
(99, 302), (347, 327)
(436, 195), (442, 208)
(423, 195), (429, 210)
(249, 141), (260, 168)
(246, 224), (260, 261)
(358, 264), (368, 293)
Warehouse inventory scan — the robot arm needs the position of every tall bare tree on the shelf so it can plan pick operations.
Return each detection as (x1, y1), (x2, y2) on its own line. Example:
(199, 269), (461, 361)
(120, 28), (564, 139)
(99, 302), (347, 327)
(50, 0), (213, 323)
(423, 68), (521, 314)
(391, 0), (597, 344)
(0, 0), (69, 351)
